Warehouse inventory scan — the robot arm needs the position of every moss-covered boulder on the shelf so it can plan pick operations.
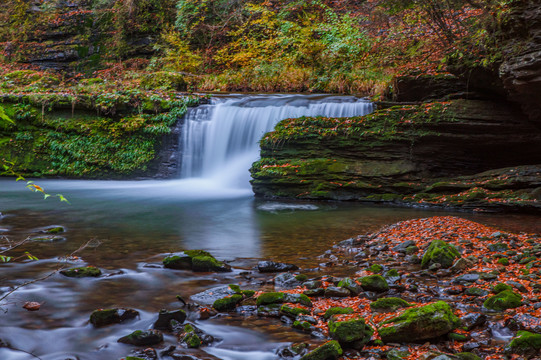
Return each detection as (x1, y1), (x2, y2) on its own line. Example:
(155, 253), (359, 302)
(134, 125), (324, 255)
(337, 278), (362, 295)
(213, 294), (243, 312)
(378, 301), (461, 342)
(163, 250), (231, 272)
(323, 307), (354, 320)
(60, 266), (101, 278)
(483, 290), (522, 311)
(492, 283), (513, 293)
(117, 330), (163, 346)
(359, 275), (389, 293)
(421, 240), (461, 269)
(370, 297), (411, 312)
(454, 353), (482, 360)
(280, 304), (310, 318)
(256, 292), (312, 307)
(300, 340), (343, 360)
(153, 309), (186, 330)
(328, 316), (373, 348)
(505, 331), (541, 357)
(90, 308), (139, 327)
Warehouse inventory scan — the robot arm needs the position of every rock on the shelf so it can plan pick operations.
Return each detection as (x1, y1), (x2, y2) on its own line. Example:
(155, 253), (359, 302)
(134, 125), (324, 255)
(370, 297), (411, 312)
(483, 290), (522, 311)
(390, 74), (468, 102)
(190, 286), (236, 305)
(90, 308), (139, 327)
(303, 280), (323, 289)
(257, 260), (299, 272)
(392, 240), (416, 253)
(450, 257), (475, 272)
(275, 272), (303, 289)
(212, 294), (243, 312)
(337, 278), (362, 295)
(325, 286), (351, 297)
(163, 250), (231, 272)
(421, 240), (460, 269)
(359, 275), (389, 293)
(180, 324), (204, 348)
(280, 304), (310, 319)
(378, 301), (461, 343)
(300, 340), (343, 360)
(153, 309), (186, 330)
(464, 287), (489, 297)
(60, 266), (101, 278)
(454, 353), (482, 360)
(256, 292), (312, 307)
(505, 330), (541, 357)
(118, 330), (163, 346)
(328, 316), (373, 348)
(324, 307), (354, 320)
(507, 280), (528, 293)
(487, 242), (509, 252)
(452, 273), (480, 284)
(41, 226), (65, 234)
(386, 349), (410, 359)
(460, 312), (487, 330)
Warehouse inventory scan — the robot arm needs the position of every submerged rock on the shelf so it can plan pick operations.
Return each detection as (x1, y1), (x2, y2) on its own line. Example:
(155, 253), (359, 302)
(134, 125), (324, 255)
(378, 301), (461, 342)
(257, 260), (299, 272)
(60, 266), (101, 278)
(90, 308), (139, 327)
(118, 330), (163, 346)
(421, 240), (460, 269)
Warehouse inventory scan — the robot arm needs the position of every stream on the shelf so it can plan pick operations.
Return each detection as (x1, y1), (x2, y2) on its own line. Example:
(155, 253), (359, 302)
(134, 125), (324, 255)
(1, 94), (540, 360)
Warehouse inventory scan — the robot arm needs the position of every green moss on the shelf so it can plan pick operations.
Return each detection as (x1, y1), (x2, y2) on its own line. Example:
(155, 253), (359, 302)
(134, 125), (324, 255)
(492, 283), (513, 293)
(370, 297), (411, 311)
(43, 226), (64, 234)
(300, 340), (343, 360)
(212, 294), (243, 311)
(385, 269), (399, 277)
(183, 332), (201, 348)
(368, 264), (384, 273)
(454, 353), (481, 360)
(483, 290), (522, 310)
(497, 257), (510, 266)
(228, 284), (241, 293)
(324, 307), (354, 320)
(359, 275), (389, 292)
(295, 274), (308, 282)
(448, 332), (468, 341)
(163, 254), (192, 270)
(293, 320), (312, 332)
(464, 287), (488, 296)
(378, 301), (461, 342)
(280, 305), (310, 318)
(256, 292), (286, 306)
(328, 317), (373, 345)
(505, 331), (541, 356)
(421, 239), (460, 269)
(241, 290), (255, 298)
(60, 266), (101, 278)
(163, 250), (231, 272)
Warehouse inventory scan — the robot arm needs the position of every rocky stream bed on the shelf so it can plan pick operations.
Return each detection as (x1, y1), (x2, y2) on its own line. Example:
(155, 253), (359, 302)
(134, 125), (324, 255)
(4, 215), (539, 360)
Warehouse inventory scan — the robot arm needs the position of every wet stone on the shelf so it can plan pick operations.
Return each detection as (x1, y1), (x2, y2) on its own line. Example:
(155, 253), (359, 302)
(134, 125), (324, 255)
(118, 330), (163, 346)
(452, 273), (480, 284)
(153, 309), (186, 330)
(90, 308), (139, 327)
(460, 312), (487, 330)
(325, 286), (351, 297)
(392, 240), (415, 253)
(275, 272), (303, 289)
(257, 260), (299, 272)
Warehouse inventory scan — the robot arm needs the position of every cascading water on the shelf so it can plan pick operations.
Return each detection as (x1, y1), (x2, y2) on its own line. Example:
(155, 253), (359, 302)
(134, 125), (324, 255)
(180, 94), (374, 189)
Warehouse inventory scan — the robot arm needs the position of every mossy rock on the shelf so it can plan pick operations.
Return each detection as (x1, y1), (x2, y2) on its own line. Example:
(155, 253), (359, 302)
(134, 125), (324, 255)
(43, 226), (65, 234)
(464, 287), (489, 297)
(497, 257), (510, 266)
(153, 309), (186, 330)
(328, 316), (373, 346)
(378, 301), (461, 342)
(280, 304), (310, 318)
(483, 290), (522, 311)
(90, 308), (139, 327)
(370, 297), (411, 312)
(505, 331), (541, 356)
(359, 275), (389, 293)
(421, 240), (460, 269)
(183, 332), (202, 348)
(492, 283), (512, 294)
(386, 349), (410, 359)
(256, 292), (312, 307)
(293, 320), (312, 332)
(117, 329), (163, 346)
(300, 340), (343, 360)
(163, 250), (231, 272)
(368, 264), (384, 273)
(488, 242), (509, 252)
(454, 353), (481, 360)
(60, 266), (101, 278)
(448, 332), (468, 341)
(324, 307), (354, 320)
(213, 294), (243, 312)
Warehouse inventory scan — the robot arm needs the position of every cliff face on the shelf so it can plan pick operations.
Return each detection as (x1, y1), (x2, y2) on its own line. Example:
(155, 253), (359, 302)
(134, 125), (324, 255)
(499, 0), (541, 125)
(250, 99), (541, 211)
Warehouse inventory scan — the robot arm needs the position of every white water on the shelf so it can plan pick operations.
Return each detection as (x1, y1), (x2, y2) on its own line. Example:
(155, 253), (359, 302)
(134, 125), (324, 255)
(180, 94), (374, 189)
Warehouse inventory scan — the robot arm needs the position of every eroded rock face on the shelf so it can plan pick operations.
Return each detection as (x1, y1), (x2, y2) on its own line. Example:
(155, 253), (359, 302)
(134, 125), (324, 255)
(499, 0), (541, 125)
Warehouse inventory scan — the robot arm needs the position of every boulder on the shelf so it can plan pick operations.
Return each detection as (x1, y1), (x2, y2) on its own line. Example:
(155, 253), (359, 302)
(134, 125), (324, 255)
(505, 330), (541, 357)
(359, 275), (389, 293)
(378, 301), (461, 342)
(256, 292), (312, 307)
(370, 297), (411, 312)
(212, 294), (243, 312)
(117, 330), (163, 346)
(483, 290), (522, 311)
(90, 308), (139, 327)
(421, 240), (460, 269)
(163, 250), (231, 272)
(153, 309), (186, 330)
(300, 340), (343, 360)
(257, 260), (299, 272)
(328, 316), (373, 348)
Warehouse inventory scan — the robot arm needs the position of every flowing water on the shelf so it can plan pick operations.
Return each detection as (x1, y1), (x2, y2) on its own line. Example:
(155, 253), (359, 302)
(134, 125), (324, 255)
(0, 94), (540, 360)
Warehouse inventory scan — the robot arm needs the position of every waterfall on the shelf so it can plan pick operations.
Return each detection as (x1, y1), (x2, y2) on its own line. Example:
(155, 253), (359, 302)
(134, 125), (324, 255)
(180, 94), (373, 189)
